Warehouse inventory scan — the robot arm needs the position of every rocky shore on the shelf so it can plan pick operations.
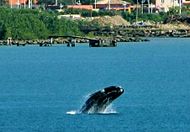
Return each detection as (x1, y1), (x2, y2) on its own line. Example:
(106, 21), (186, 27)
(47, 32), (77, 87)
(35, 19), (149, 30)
(0, 35), (149, 46)
(1, 24), (190, 46)
(91, 24), (190, 38)
(0, 38), (150, 47)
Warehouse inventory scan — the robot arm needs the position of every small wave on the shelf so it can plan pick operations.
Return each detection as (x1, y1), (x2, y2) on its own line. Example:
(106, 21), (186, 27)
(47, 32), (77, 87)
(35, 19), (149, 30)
(66, 110), (78, 115)
(66, 104), (118, 115)
(101, 110), (118, 114)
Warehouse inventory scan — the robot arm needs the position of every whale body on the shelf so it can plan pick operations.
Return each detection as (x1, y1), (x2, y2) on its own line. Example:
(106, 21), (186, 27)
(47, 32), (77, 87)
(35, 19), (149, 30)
(80, 86), (124, 114)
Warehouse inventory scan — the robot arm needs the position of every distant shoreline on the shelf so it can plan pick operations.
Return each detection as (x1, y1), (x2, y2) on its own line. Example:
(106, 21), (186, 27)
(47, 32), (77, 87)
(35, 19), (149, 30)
(1, 24), (190, 47)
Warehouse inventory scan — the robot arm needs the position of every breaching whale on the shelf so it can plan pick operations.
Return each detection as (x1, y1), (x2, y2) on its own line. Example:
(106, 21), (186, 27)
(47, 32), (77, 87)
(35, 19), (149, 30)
(79, 86), (124, 114)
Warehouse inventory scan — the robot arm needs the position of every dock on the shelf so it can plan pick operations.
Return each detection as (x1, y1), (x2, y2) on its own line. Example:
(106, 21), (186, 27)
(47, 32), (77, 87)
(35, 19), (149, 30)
(0, 35), (149, 47)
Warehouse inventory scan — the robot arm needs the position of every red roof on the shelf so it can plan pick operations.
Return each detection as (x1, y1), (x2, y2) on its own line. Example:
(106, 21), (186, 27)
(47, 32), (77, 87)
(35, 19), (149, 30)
(183, 1), (190, 5)
(67, 5), (93, 10)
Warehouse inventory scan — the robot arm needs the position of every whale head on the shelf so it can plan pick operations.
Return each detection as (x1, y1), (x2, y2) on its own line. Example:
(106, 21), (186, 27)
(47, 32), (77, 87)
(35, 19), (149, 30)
(101, 86), (124, 100)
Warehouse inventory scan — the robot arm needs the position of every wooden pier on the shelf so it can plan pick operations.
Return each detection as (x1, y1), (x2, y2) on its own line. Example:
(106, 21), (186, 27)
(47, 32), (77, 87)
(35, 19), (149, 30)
(48, 35), (117, 47)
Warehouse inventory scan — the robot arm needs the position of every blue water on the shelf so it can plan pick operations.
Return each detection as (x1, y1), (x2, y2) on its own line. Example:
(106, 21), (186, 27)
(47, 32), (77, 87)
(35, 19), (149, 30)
(0, 38), (190, 132)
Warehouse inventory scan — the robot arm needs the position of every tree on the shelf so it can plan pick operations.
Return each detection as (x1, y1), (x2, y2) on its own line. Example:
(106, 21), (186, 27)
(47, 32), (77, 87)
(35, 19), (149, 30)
(0, 7), (85, 39)
(37, 0), (55, 5)
(80, 0), (97, 4)
(37, 0), (75, 5)
(125, 0), (156, 4)
(0, 22), (6, 39)
(0, 0), (9, 6)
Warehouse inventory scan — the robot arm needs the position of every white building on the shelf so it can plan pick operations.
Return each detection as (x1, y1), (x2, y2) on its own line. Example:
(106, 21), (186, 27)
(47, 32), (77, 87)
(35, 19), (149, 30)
(155, 0), (180, 12)
(183, 0), (190, 5)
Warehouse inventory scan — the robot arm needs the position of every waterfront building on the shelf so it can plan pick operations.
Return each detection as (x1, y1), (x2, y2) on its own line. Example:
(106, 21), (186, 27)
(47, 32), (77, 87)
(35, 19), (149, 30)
(183, 0), (190, 5)
(7, 0), (37, 6)
(95, 0), (131, 12)
(155, 0), (180, 12)
(57, 14), (82, 20)
(67, 5), (93, 10)
(67, 0), (131, 12)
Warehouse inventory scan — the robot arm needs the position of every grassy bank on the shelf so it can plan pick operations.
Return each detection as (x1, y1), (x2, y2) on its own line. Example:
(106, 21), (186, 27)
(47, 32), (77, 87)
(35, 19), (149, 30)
(1, 6), (190, 40)
(0, 7), (84, 40)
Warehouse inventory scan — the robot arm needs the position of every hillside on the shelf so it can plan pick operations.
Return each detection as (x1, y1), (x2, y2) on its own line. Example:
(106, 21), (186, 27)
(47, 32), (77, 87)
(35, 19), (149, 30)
(91, 15), (130, 26)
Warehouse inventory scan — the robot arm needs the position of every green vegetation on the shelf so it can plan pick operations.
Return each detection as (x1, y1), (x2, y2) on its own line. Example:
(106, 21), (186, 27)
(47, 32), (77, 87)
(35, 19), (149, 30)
(80, 0), (101, 4)
(0, 0), (8, 6)
(121, 11), (168, 22)
(64, 8), (119, 17)
(37, 0), (73, 5)
(0, 5), (190, 40)
(64, 8), (168, 22)
(0, 7), (84, 40)
(37, 0), (100, 5)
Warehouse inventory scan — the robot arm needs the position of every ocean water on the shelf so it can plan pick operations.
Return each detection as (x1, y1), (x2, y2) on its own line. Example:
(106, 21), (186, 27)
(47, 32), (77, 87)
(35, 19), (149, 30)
(0, 38), (190, 132)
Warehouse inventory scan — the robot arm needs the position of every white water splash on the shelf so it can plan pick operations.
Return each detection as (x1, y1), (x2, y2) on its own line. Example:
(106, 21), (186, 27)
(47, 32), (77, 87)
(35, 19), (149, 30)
(101, 104), (117, 114)
(66, 110), (78, 115)
(66, 93), (118, 115)
(83, 104), (118, 114)
(66, 105), (117, 115)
